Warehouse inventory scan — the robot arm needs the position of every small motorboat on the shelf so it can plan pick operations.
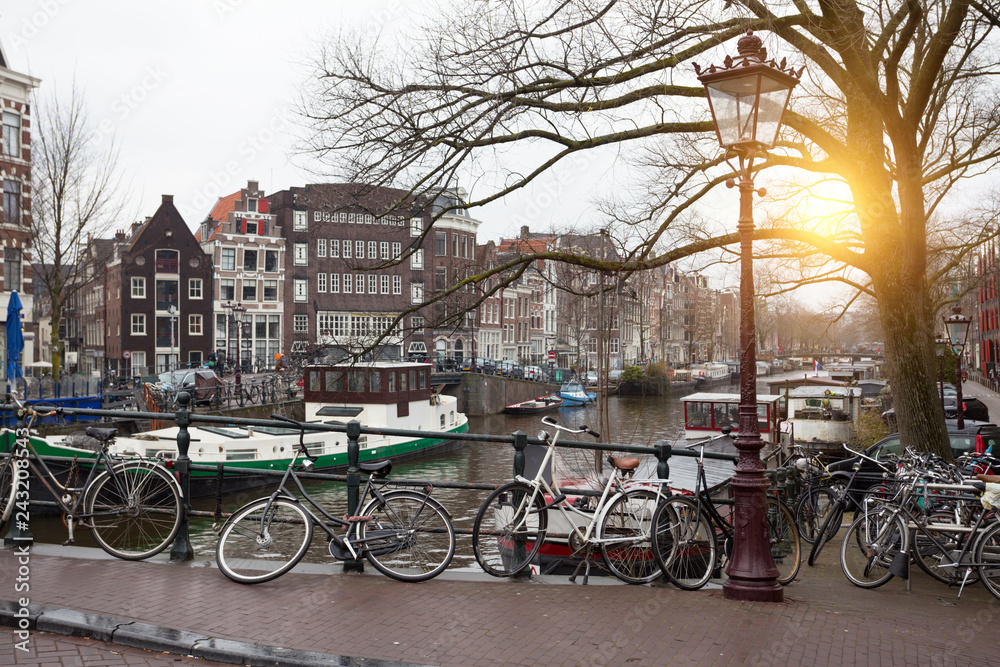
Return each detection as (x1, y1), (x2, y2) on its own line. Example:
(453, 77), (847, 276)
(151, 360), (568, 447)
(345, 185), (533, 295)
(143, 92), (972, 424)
(503, 394), (564, 415)
(558, 381), (596, 407)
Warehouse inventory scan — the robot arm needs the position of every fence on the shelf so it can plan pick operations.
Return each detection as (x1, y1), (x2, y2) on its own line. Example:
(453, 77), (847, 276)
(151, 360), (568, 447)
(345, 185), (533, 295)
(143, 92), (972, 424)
(1, 392), (749, 572)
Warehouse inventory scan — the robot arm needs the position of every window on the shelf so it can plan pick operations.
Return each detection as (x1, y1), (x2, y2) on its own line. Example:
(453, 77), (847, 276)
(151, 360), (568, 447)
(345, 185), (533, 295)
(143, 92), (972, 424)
(264, 249), (279, 272)
(190, 314), (203, 335)
(410, 218), (422, 236)
(131, 314), (146, 335)
(344, 274), (352, 293)
(368, 274), (377, 294)
(293, 210), (307, 231)
(155, 249), (179, 273)
(411, 316), (424, 333)
(392, 242), (401, 259)
(242, 281), (257, 301)
(453, 233), (459, 257)
(381, 274), (389, 294)
(357, 274), (365, 294)
(220, 278), (235, 301)
(243, 218), (259, 235)
(221, 248), (236, 271)
(293, 243), (308, 266)
(330, 240), (340, 258)
(244, 249), (258, 271)
(318, 273), (327, 293)
(216, 314), (227, 347)
(247, 198), (258, 213)
(263, 279), (278, 301)
(2, 180), (19, 225)
(317, 239), (327, 257)
(411, 282), (424, 304)
(294, 279), (307, 302)
(368, 241), (377, 259)
(411, 249), (424, 270)
(127, 276), (145, 299)
(2, 112), (19, 158)
(294, 314), (308, 333)
(189, 278), (203, 299)
(393, 275), (401, 295)
(330, 273), (340, 293)
(380, 242), (389, 261)
(462, 235), (468, 258)
(342, 240), (352, 259)
(436, 266), (447, 290)
(155, 280), (178, 310)
(355, 240), (364, 259)
(435, 231), (447, 256)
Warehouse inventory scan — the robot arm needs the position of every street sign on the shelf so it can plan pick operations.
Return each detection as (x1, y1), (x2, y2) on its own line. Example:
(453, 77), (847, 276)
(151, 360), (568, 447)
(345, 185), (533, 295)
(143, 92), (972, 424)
(548, 350), (556, 360)
(123, 350), (131, 359)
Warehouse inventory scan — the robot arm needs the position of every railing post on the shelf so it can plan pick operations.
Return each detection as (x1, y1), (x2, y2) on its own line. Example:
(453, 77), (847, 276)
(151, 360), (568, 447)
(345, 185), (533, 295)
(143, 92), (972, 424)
(654, 440), (672, 483)
(4, 407), (33, 547)
(344, 419), (364, 573)
(169, 391), (194, 562)
(511, 430), (530, 579)
(776, 467), (786, 497)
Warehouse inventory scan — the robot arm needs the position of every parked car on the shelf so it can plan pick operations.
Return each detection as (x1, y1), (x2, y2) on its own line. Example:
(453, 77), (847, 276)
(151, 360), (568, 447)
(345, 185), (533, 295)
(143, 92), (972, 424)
(497, 360), (524, 379)
(156, 369), (224, 405)
(943, 396), (990, 422)
(608, 369), (625, 383)
(523, 366), (544, 381)
(585, 371), (598, 386)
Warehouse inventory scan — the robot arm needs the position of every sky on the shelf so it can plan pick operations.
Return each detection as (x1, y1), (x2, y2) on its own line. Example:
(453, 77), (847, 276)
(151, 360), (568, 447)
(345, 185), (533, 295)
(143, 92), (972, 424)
(0, 0), (614, 244)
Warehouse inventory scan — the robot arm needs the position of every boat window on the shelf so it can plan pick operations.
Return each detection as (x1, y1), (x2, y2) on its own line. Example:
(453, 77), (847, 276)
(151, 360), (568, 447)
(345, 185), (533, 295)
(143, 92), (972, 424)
(309, 371), (321, 392)
(758, 405), (770, 432)
(249, 426), (301, 435)
(440, 414), (445, 428)
(449, 410), (454, 425)
(686, 402), (711, 428)
(226, 449), (257, 461)
(325, 371), (343, 391)
(349, 372), (364, 392)
(409, 370), (416, 390)
(370, 372), (381, 392)
(714, 403), (738, 430)
(196, 426), (249, 439)
(388, 372), (396, 392)
(419, 370), (426, 389)
(400, 372), (408, 392)
(315, 406), (363, 417)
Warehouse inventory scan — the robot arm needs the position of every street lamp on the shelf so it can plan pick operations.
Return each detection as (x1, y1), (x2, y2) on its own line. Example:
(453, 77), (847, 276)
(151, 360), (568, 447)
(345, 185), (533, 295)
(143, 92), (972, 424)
(944, 306), (972, 429)
(223, 301), (247, 389)
(934, 333), (949, 412)
(167, 304), (178, 372)
(696, 30), (802, 603)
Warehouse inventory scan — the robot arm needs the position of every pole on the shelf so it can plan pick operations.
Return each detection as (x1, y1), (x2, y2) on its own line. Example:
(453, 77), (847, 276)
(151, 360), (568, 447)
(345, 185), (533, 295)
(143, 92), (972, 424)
(169, 391), (194, 561)
(722, 163), (782, 603)
(956, 353), (965, 429)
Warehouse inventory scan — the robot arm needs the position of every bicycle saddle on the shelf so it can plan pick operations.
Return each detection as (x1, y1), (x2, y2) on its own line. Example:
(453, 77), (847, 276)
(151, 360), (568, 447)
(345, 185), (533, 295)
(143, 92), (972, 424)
(608, 456), (640, 471)
(85, 427), (118, 442)
(360, 460), (392, 477)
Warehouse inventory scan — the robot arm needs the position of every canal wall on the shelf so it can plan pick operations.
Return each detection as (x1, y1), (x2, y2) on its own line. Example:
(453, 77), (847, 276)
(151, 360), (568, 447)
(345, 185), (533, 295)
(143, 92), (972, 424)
(445, 373), (560, 416)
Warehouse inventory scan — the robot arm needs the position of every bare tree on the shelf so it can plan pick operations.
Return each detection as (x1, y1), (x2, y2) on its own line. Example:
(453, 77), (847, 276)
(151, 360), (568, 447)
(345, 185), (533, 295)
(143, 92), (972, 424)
(301, 0), (1000, 458)
(32, 86), (127, 380)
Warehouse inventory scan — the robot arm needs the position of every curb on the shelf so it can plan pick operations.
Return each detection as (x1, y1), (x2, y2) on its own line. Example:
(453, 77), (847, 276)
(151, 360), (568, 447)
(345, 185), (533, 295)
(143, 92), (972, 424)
(0, 599), (431, 667)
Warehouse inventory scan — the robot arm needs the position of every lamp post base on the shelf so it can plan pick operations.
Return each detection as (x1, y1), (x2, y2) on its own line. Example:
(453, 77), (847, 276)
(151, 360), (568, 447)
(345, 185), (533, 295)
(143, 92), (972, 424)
(723, 579), (784, 602)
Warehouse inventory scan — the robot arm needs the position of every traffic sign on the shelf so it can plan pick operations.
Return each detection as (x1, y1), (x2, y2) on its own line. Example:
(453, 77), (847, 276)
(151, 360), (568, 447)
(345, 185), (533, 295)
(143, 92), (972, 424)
(123, 350), (131, 359)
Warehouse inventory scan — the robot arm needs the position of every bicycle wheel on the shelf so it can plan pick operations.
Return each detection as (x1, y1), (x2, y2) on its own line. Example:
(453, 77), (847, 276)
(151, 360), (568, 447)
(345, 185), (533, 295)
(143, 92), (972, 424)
(913, 509), (976, 585)
(216, 498), (313, 584)
(795, 487), (836, 544)
(358, 491), (456, 582)
(85, 462), (182, 560)
(0, 454), (16, 529)
(599, 489), (660, 584)
(807, 498), (846, 566)
(472, 482), (547, 577)
(767, 499), (801, 586)
(653, 495), (716, 590)
(975, 521), (1000, 600)
(840, 511), (907, 588)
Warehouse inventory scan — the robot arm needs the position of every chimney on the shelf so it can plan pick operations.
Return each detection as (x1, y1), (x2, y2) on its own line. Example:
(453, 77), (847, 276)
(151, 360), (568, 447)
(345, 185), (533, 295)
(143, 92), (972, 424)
(115, 229), (126, 241)
(521, 225), (530, 239)
(131, 221), (142, 235)
(162, 194), (174, 205)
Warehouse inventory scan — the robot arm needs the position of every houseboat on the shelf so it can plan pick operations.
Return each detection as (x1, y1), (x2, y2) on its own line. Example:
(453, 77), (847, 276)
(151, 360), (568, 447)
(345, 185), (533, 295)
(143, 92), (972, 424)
(691, 362), (731, 387)
(681, 392), (783, 444)
(784, 386), (860, 457)
(2, 361), (469, 501)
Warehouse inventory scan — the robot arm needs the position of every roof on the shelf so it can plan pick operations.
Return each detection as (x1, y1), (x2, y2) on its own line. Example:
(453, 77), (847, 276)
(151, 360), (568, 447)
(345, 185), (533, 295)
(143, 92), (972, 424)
(497, 237), (552, 254)
(195, 191), (240, 242)
(681, 392), (781, 405)
(788, 386), (860, 398)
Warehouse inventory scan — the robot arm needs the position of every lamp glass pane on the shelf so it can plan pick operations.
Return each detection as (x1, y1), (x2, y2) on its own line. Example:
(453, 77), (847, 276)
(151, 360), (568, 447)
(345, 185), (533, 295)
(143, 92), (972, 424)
(946, 319), (970, 349)
(707, 80), (759, 147)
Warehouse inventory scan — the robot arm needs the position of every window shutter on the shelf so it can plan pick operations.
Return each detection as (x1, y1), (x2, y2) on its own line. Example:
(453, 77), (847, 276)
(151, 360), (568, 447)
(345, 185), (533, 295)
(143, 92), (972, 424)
(241, 218), (247, 234)
(258, 199), (269, 213)
(259, 220), (267, 236)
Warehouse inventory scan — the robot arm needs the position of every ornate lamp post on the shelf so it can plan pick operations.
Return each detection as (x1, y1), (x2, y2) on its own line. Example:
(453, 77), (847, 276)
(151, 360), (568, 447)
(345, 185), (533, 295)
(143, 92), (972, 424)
(167, 304), (178, 371)
(223, 301), (246, 389)
(943, 306), (971, 429)
(935, 333), (949, 412)
(696, 30), (802, 602)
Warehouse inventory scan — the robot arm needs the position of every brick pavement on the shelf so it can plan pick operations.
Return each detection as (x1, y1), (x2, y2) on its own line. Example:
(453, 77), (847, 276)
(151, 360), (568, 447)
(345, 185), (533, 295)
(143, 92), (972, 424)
(0, 541), (994, 667)
(0, 626), (230, 666)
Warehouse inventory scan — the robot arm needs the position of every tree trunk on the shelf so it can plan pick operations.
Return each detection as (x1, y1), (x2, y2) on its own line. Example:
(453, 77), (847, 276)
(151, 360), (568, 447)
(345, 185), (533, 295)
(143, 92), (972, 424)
(50, 302), (63, 382)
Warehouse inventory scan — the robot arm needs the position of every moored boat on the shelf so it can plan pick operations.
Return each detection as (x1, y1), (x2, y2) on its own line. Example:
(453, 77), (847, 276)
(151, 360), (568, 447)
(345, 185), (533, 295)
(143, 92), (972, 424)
(558, 381), (596, 407)
(2, 361), (469, 502)
(692, 362), (731, 387)
(503, 394), (564, 415)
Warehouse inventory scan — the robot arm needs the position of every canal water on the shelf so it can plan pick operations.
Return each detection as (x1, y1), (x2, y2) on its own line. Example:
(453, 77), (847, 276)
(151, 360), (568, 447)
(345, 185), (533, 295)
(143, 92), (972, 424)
(28, 374), (804, 569)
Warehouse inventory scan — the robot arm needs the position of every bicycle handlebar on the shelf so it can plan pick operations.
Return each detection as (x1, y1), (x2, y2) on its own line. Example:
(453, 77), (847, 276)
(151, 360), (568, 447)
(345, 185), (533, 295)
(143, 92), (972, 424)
(540, 415), (600, 439)
(683, 426), (732, 450)
(269, 413), (317, 462)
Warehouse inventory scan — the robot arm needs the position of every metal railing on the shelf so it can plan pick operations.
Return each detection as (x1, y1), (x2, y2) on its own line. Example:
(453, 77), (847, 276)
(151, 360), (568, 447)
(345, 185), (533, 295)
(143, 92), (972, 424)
(1, 392), (739, 571)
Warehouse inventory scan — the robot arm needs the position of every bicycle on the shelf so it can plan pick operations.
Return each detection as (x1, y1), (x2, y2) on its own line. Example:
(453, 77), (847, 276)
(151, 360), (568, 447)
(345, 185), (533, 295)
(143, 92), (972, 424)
(651, 428), (801, 590)
(0, 396), (183, 560)
(840, 470), (1000, 598)
(214, 414), (456, 584)
(471, 415), (671, 584)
